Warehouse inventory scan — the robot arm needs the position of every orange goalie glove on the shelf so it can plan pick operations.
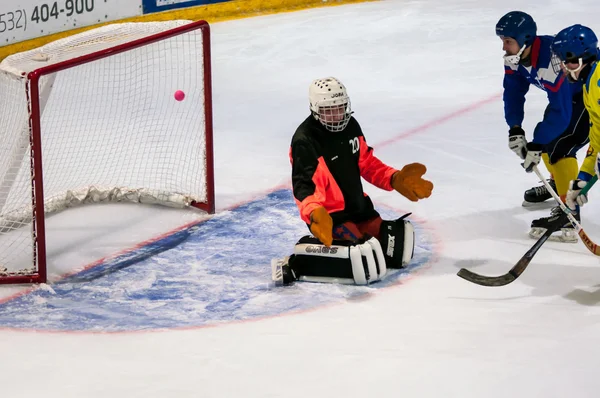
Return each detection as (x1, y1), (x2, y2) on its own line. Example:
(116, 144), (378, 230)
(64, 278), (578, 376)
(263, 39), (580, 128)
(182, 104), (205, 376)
(309, 206), (333, 246)
(392, 163), (434, 202)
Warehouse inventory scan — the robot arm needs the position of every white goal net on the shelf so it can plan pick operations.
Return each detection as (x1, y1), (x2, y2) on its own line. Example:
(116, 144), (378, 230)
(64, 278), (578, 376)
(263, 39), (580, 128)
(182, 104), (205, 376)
(0, 20), (214, 283)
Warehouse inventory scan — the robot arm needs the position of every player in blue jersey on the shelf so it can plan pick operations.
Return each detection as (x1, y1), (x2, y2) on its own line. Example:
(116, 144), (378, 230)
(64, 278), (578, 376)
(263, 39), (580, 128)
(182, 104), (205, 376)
(496, 11), (590, 242)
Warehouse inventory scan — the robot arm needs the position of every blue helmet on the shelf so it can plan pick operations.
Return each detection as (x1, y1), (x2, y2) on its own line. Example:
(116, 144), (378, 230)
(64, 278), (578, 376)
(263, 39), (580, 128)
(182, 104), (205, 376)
(495, 11), (537, 48)
(552, 24), (599, 62)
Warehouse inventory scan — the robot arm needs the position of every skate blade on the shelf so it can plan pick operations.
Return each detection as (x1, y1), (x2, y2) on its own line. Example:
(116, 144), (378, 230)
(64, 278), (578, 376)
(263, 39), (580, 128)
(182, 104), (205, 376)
(529, 227), (578, 243)
(522, 200), (554, 209)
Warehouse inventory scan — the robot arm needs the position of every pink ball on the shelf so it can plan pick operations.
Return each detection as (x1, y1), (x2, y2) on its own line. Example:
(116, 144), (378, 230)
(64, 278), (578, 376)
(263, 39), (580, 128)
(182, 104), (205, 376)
(174, 90), (185, 101)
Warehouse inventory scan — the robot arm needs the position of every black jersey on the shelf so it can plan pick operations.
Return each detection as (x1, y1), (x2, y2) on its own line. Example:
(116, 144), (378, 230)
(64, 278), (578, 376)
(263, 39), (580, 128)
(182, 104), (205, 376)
(290, 115), (397, 226)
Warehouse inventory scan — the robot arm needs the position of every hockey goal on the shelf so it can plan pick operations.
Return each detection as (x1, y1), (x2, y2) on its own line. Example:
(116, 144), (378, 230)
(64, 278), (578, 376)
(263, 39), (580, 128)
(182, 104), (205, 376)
(0, 20), (214, 284)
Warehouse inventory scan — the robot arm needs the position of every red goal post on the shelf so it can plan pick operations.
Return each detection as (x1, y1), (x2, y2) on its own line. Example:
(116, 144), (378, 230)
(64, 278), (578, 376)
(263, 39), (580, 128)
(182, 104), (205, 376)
(0, 20), (214, 284)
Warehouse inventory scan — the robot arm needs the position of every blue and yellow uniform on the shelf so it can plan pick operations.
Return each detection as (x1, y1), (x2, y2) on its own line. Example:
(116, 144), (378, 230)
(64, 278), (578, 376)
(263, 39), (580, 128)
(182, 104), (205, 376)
(503, 36), (589, 199)
(578, 62), (600, 180)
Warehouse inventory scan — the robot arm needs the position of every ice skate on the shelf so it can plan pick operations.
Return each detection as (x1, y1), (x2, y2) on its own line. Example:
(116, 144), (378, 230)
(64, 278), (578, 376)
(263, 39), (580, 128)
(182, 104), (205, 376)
(271, 256), (296, 286)
(522, 179), (556, 207)
(529, 206), (578, 243)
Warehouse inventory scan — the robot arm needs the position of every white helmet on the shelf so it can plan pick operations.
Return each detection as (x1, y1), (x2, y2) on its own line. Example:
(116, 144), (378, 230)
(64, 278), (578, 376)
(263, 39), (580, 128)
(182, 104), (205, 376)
(309, 77), (352, 132)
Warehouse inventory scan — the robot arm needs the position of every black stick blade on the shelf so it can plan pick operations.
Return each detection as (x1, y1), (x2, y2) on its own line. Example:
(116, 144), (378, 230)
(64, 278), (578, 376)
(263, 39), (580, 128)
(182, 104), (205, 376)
(457, 267), (517, 287)
(456, 213), (567, 287)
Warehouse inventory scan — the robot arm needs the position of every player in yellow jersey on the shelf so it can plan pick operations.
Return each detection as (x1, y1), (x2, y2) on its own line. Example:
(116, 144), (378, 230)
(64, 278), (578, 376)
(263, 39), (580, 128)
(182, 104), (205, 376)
(551, 25), (599, 214)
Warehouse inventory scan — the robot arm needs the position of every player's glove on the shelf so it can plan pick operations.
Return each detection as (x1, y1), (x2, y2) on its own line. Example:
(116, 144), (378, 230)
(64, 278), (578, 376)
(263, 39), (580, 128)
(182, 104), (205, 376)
(522, 142), (543, 173)
(566, 179), (588, 210)
(391, 163), (433, 202)
(309, 206), (333, 247)
(508, 126), (527, 159)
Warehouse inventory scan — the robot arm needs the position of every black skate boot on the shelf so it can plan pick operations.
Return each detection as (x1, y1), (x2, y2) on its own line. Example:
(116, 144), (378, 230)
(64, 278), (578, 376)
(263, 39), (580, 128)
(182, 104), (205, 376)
(522, 179), (556, 207)
(529, 206), (579, 242)
(271, 256), (297, 286)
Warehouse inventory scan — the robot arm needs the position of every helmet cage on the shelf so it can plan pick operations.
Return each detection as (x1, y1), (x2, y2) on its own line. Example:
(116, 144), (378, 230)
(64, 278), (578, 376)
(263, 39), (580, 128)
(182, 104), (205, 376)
(551, 54), (584, 81)
(309, 77), (353, 132)
(312, 100), (352, 132)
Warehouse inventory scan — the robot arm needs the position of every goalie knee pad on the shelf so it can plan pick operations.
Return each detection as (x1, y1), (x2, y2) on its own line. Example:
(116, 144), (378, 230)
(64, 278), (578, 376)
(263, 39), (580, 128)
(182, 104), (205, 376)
(289, 236), (387, 285)
(379, 214), (415, 268)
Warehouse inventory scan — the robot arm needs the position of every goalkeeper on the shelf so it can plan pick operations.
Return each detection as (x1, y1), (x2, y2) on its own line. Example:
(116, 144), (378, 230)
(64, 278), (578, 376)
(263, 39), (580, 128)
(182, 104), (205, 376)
(273, 77), (433, 286)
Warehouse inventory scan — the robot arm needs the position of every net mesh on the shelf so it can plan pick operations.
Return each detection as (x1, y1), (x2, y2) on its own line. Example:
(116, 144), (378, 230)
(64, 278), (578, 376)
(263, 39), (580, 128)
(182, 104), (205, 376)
(0, 21), (209, 278)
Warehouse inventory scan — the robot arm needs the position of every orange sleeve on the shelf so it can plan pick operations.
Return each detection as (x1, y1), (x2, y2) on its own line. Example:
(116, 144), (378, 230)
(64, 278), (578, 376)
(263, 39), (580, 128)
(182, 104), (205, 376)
(290, 144), (345, 224)
(357, 136), (397, 191)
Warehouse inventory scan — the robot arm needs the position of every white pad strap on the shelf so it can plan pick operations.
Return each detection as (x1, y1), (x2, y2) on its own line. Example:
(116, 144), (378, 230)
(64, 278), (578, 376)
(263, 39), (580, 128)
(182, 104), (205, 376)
(402, 221), (415, 266)
(349, 245), (367, 285)
(357, 243), (377, 283)
(366, 236), (387, 279)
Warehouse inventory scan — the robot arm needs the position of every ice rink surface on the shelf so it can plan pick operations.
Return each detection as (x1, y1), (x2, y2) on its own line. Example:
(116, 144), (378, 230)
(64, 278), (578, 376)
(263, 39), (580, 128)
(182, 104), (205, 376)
(3, 0), (600, 396)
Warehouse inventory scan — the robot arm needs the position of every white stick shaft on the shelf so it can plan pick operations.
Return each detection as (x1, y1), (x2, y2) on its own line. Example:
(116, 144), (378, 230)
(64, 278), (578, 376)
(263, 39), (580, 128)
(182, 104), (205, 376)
(532, 165), (582, 232)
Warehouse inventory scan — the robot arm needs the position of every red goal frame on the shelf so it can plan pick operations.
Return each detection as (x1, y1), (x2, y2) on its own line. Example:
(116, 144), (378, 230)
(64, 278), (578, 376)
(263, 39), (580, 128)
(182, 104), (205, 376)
(1, 20), (214, 285)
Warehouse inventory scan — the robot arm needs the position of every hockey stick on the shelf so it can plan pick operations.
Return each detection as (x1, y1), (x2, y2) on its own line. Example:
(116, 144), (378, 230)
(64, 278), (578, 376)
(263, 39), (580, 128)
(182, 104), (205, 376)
(457, 212), (568, 286)
(533, 166), (600, 255)
(457, 165), (596, 287)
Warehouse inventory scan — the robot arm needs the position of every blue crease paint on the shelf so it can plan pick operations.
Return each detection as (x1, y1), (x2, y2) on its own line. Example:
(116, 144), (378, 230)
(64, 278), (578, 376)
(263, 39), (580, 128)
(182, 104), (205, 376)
(0, 190), (433, 332)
